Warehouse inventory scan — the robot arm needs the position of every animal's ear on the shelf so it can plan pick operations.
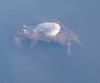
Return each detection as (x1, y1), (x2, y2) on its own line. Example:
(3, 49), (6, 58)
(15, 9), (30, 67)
(66, 42), (71, 56)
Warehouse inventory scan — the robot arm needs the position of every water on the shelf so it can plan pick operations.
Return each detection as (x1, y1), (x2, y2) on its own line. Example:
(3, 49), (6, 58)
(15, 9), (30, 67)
(0, 0), (99, 83)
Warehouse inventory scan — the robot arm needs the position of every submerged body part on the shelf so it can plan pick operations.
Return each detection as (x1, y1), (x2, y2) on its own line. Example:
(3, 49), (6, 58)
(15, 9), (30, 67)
(15, 21), (81, 55)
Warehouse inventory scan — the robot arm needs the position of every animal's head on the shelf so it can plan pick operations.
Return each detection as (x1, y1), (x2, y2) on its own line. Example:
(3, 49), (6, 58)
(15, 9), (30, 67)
(14, 25), (33, 46)
(15, 24), (40, 47)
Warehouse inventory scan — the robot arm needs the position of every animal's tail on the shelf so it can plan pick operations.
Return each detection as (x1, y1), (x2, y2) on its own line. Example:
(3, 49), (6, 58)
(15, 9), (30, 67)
(66, 38), (81, 56)
(75, 38), (81, 46)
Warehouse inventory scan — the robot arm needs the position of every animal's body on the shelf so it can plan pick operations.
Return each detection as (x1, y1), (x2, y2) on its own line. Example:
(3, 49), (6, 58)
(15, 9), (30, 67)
(15, 21), (81, 55)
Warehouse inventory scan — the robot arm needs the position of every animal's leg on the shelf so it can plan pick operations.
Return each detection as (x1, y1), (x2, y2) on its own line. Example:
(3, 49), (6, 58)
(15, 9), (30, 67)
(30, 41), (37, 48)
(66, 42), (71, 56)
(14, 37), (22, 47)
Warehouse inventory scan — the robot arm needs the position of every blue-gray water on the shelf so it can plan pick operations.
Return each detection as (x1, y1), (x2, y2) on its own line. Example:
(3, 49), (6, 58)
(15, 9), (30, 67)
(0, 0), (99, 83)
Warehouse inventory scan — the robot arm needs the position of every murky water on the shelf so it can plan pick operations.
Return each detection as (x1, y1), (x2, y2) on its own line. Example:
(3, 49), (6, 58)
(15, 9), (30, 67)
(0, 0), (99, 83)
